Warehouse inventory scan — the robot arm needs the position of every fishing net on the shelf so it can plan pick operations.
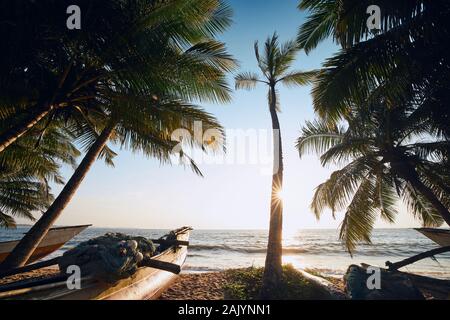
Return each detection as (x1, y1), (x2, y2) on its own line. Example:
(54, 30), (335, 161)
(58, 233), (156, 283)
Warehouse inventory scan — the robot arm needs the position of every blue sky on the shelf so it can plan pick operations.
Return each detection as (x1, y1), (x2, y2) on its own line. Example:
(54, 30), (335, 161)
(32, 0), (421, 230)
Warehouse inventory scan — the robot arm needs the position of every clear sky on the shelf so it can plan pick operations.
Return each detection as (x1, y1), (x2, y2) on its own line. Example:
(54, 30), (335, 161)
(29, 0), (422, 230)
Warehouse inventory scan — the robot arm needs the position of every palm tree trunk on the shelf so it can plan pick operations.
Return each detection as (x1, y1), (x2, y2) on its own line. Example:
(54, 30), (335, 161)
(392, 162), (450, 227)
(0, 104), (53, 153)
(0, 121), (116, 271)
(0, 63), (75, 154)
(260, 85), (284, 299)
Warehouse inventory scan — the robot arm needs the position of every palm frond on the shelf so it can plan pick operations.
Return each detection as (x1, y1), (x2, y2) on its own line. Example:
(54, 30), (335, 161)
(279, 70), (318, 87)
(311, 156), (376, 218)
(403, 183), (444, 227)
(374, 173), (398, 223)
(297, 0), (338, 53)
(296, 120), (345, 158)
(339, 177), (378, 253)
(235, 72), (262, 91)
(274, 39), (300, 77)
(253, 41), (268, 77)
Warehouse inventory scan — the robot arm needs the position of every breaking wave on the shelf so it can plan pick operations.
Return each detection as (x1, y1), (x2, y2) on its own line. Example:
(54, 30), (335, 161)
(189, 244), (308, 254)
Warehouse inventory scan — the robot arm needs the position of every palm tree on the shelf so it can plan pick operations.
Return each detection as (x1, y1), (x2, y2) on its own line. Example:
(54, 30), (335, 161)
(297, 98), (450, 253)
(295, 0), (450, 247)
(0, 0), (236, 270)
(0, 121), (80, 228)
(296, 0), (450, 136)
(235, 33), (316, 297)
(0, 0), (235, 153)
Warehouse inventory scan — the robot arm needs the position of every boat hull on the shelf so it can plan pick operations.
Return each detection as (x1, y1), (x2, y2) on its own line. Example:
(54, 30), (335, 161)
(0, 225), (91, 264)
(63, 229), (190, 300)
(415, 228), (450, 247)
(0, 227), (191, 300)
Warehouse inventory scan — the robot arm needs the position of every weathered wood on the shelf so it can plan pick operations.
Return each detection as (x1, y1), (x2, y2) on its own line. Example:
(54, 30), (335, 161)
(345, 264), (424, 300)
(0, 257), (60, 278)
(361, 264), (450, 300)
(416, 228), (450, 246)
(0, 225), (91, 265)
(0, 274), (68, 294)
(0, 237), (186, 279)
(402, 272), (450, 300)
(151, 239), (189, 246)
(298, 270), (346, 300)
(386, 246), (450, 270)
(0, 276), (95, 300)
(140, 259), (181, 274)
(0, 227), (191, 300)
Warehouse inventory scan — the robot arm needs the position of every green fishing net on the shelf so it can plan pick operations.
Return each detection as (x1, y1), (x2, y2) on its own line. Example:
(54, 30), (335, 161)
(58, 233), (156, 283)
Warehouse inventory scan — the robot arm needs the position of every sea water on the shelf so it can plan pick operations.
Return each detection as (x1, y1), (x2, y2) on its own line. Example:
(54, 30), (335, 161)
(1, 227), (449, 279)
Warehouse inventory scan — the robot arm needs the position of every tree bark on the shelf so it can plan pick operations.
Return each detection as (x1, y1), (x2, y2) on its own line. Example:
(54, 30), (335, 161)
(260, 85), (284, 299)
(0, 62), (76, 154)
(0, 103), (53, 153)
(0, 122), (116, 271)
(392, 161), (450, 227)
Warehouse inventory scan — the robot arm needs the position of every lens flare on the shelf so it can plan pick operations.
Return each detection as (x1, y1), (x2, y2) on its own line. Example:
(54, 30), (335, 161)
(275, 188), (284, 201)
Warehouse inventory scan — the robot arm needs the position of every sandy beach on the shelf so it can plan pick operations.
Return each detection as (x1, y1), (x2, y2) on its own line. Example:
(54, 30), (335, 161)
(0, 267), (60, 286)
(0, 269), (234, 300)
(0, 268), (230, 300)
(0, 267), (345, 300)
(160, 272), (232, 300)
(160, 269), (345, 300)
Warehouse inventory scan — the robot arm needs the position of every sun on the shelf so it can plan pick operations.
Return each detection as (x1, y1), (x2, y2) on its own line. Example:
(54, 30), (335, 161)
(275, 188), (285, 201)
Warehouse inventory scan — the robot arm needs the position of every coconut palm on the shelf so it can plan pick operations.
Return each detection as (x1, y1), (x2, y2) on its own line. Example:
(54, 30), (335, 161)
(0, 121), (80, 228)
(0, 0), (236, 270)
(296, 0), (450, 249)
(297, 98), (450, 253)
(0, 0), (234, 152)
(235, 33), (316, 297)
(296, 0), (450, 134)
(297, 0), (438, 52)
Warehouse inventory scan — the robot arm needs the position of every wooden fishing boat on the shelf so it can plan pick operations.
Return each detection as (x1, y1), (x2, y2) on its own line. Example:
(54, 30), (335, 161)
(341, 228), (450, 299)
(415, 228), (450, 247)
(0, 225), (91, 265)
(0, 226), (191, 300)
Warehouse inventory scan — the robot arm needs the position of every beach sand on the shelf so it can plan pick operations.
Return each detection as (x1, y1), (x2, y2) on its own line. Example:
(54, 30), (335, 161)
(0, 266), (60, 286)
(160, 272), (231, 300)
(159, 270), (346, 300)
(0, 268), (345, 300)
(0, 268), (232, 300)
(0, 269), (232, 300)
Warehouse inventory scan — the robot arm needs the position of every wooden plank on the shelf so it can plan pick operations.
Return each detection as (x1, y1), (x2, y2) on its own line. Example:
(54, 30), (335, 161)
(0, 257), (60, 278)
(0, 225), (90, 264)
(361, 264), (450, 300)
(140, 259), (181, 274)
(0, 227), (191, 300)
(415, 228), (450, 246)
(0, 274), (68, 294)
(151, 239), (189, 246)
(386, 246), (450, 270)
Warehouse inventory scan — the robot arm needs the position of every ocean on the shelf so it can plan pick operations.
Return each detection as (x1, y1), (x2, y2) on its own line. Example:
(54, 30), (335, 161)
(1, 227), (449, 279)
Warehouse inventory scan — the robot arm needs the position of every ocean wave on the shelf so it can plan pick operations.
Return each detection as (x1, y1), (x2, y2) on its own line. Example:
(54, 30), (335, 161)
(183, 265), (224, 272)
(188, 243), (448, 258)
(187, 253), (208, 258)
(189, 244), (308, 254)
